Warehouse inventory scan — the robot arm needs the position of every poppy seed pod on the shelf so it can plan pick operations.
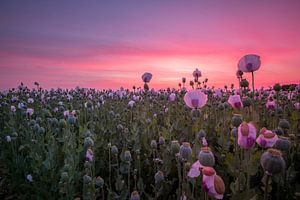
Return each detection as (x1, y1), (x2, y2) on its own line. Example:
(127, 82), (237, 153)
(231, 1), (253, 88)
(179, 142), (192, 161)
(150, 140), (157, 149)
(171, 140), (180, 155)
(111, 145), (119, 155)
(60, 172), (69, 182)
(198, 147), (215, 167)
(240, 79), (249, 88)
(84, 137), (94, 148)
(197, 129), (206, 140)
(83, 174), (92, 185)
(260, 148), (285, 175)
(154, 170), (164, 184)
(130, 191), (140, 200)
(273, 127), (284, 136)
(242, 97), (252, 107)
(231, 114), (243, 127)
(158, 136), (165, 145)
(279, 119), (290, 130)
(231, 127), (238, 137)
(95, 176), (104, 188)
(124, 150), (132, 162)
(274, 137), (291, 152)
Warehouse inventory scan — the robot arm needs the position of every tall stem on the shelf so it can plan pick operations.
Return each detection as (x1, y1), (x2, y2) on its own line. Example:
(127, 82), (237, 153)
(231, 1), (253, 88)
(251, 71), (255, 97)
(264, 174), (270, 200)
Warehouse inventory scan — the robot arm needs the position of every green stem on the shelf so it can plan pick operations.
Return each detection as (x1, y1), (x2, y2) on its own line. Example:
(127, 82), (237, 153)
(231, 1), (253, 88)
(264, 174), (270, 200)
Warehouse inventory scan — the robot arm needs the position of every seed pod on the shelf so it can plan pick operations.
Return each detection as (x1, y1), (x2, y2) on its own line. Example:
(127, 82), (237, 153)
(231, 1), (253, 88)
(179, 142), (192, 161)
(171, 140), (180, 155)
(130, 191), (140, 200)
(158, 136), (165, 145)
(154, 170), (164, 184)
(124, 150), (132, 162)
(274, 137), (291, 152)
(95, 176), (104, 188)
(198, 147), (215, 167)
(231, 114), (243, 127)
(150, 140), (157, 149)
(260, 148), (285, 175)
(111, 145), (119, 155)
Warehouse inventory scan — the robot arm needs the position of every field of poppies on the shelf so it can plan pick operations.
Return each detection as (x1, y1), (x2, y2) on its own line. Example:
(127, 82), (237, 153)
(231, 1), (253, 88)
(0, 55), (299, 200)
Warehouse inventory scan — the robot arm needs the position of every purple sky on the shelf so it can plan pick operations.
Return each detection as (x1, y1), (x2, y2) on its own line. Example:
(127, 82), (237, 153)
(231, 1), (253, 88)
(0, 0), (300, 90)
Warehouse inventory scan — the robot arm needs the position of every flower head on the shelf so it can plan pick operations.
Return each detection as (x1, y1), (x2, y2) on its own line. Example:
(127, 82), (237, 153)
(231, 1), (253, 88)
(256, 128), (278, 148)
(184, 90), (208, 109)
(237, 122), (257, 149)
(141, 72), (152, 83)
(228, 95), (243, 109)
(238, 54), (261, 72)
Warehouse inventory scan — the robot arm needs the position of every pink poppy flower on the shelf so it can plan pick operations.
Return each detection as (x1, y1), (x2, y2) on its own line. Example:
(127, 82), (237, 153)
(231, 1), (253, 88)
(237, 122), (257, 149)
(86, 148), (94, 162)
(11, 105), (16, 112)
(202, 167), (225, 199)
(266, 100), (276, 110)
(238, 54), (261, 72)
(184, 90), (208, 109)
(187, 160), (203, 178)
(256, 128), (278, 148)
(141, 72), (152, 83)
(228, 95), (243, 109)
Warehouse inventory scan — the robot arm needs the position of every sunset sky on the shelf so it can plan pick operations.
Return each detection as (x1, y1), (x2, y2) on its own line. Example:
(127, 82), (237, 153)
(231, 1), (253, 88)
(0, 0), (300, 90)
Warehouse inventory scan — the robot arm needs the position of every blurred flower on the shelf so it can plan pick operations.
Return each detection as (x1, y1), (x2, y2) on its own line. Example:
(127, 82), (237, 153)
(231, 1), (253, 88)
(141, 72), (152, 83)
(202, 167), (225, 199)
(27, 98), (34, 104)
(182, 77), (186, 83)
(266, 100), (276, 110)
(169, 93), (176, 102)
(187, 160), (202, 178)
(294, 102), (300, 110)
(193, 68), (202, 81)
(26, 174), (33, 182)
(11, 105), (16, 112)
(26, 108), (34, 117)
(238, 54), (261, 72)
(128, 100), (135, 108)
(256, 128), (278, 148)
(228, 95), (243, 109)
(86, 148), (94, 162)
(237, 122), (257, 149)
(202, 137), (208, 146)
(184, 90), (208, 109)
(5, 135), (11, 142)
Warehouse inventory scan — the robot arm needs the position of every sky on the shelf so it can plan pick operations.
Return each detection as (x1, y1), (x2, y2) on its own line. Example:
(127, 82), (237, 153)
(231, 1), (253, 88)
(0, 0), (300, 90)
